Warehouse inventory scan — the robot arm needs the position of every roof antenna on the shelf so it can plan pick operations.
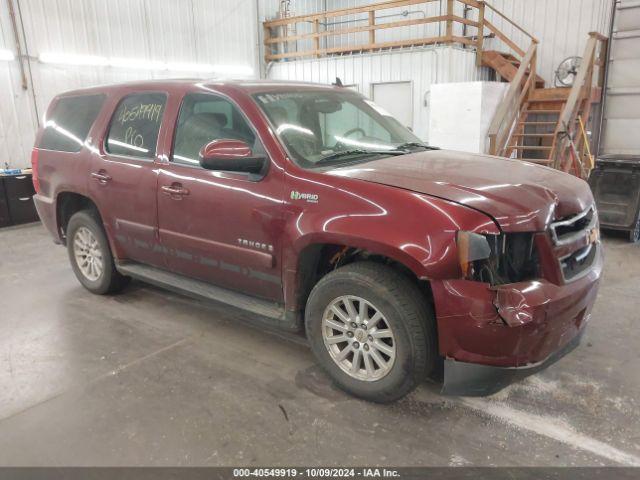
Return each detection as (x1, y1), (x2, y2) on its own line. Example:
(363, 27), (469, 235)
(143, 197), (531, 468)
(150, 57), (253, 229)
(332, 77), (344, 87)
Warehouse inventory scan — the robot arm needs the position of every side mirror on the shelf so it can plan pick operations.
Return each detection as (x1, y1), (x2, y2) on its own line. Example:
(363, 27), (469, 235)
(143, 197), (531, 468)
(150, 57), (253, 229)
(199, 139), (265, 174)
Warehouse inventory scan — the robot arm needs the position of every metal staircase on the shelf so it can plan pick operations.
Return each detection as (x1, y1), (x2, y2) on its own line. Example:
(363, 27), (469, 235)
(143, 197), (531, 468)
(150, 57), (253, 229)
(263, 0), (608, 179)
(482, 50), (545, 88)
(505, 88), (568, 165)
(486, 32), (608, 179)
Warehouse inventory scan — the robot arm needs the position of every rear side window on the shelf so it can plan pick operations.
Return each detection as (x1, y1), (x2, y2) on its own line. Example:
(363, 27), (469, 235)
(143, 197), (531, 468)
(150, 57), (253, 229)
(40, 94), (105, 152)
(106, 92), (166, 159)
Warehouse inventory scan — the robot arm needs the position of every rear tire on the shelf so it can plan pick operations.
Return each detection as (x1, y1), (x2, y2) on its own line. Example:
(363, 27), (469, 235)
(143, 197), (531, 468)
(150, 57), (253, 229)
(66, 210), (129, 294)
(305, 262), (436, 403)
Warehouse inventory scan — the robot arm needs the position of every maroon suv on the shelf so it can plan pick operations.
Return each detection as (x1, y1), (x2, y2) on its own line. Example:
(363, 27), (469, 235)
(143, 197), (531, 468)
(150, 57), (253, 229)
(32, 80), (602, 402)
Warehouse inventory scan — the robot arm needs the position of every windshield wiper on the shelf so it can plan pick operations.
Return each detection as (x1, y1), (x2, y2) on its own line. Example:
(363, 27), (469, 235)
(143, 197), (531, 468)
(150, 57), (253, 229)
(393, 142), (440, 151)
(315, 149), (404, 166)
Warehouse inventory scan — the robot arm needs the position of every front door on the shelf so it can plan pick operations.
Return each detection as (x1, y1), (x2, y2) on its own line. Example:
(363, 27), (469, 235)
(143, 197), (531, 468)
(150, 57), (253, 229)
(89, 91), (167, 267)
(156, 92), (284, 301)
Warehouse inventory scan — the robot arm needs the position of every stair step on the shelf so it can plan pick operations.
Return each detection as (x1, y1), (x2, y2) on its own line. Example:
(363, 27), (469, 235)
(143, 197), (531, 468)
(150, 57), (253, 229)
(518, 121), (557, 125)
(529, 97), (568, 103)
(525, 109), (561, 114)
(530, 87), (572, 102)
(512, 133), (555, 137)
(482, 50), (546, 88)
(508, 145), (553, 150)
(502, 53), (520, 61)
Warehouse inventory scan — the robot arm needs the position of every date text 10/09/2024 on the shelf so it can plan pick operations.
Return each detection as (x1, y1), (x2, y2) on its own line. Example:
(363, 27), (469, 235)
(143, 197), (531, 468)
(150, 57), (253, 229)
(233, 468), (400, 478)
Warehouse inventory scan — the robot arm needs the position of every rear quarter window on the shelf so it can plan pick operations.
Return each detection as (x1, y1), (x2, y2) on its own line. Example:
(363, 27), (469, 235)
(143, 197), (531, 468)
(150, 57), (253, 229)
(106, 92), (167, 159)
(39, 94), (105, 152)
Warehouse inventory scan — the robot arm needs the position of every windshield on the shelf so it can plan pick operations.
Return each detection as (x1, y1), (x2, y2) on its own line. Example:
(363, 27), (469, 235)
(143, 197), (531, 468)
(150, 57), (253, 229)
(253, 89), (428, 168)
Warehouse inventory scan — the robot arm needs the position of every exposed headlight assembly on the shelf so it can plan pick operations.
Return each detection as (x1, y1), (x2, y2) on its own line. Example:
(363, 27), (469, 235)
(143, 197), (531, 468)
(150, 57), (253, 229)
(456, 231), (540, 285)
(456, 231), (492, 278)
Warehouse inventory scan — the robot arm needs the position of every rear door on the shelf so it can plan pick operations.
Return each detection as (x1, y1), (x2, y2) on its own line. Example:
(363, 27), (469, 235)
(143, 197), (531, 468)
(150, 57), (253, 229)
(89, 91), (167, 267)
(156, 91), (285, 301)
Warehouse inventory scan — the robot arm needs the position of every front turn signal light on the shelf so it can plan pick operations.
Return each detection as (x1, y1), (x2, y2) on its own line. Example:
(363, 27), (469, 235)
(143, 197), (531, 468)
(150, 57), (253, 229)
(457, 231), (492, 278)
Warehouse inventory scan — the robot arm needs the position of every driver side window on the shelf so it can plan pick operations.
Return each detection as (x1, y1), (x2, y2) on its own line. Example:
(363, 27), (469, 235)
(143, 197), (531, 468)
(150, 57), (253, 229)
(172, 93), (259, 167)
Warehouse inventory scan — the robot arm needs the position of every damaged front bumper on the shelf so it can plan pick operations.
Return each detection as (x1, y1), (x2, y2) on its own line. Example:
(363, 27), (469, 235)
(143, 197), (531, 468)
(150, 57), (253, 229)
(442, 330), (583, 396)
(431, 242), (603, 396)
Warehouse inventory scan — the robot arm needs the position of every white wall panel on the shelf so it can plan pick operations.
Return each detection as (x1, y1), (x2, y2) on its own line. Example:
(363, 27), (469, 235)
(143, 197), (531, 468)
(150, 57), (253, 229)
(0, 0), (260, 169)
(430, 81), (508, 153)
(0, 2), (39, 170)
(267, 45), (489, 141)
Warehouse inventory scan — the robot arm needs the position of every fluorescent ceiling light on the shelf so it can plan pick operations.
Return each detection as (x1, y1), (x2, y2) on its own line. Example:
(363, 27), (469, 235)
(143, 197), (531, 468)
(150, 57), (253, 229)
(40, 52), (108, 66)
(0, 49), (15, 61)
(109, 57), (165, 70)
(38, 51), (253, 77)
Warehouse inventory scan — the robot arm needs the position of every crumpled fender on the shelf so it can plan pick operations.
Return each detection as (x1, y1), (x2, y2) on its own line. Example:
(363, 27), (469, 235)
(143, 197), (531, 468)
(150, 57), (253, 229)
(493, 281), (550, 327)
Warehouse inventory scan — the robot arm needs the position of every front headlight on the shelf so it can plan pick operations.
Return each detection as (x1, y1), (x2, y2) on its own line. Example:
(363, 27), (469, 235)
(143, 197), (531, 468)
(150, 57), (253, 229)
(456, 231), (540, 285)
(456, 231), (492, 279)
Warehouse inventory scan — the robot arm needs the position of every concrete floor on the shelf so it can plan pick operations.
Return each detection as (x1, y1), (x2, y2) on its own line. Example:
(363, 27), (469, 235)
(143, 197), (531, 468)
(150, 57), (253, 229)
(0, 223), (639, 467)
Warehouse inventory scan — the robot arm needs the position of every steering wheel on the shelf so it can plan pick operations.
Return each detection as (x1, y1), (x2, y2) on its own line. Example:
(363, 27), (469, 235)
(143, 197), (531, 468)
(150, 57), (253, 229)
(343, 127), (366, 138)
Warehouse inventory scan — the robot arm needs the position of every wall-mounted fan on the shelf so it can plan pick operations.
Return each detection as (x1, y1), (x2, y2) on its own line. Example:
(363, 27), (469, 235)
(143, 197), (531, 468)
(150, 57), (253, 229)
(554, 56), (582, 87)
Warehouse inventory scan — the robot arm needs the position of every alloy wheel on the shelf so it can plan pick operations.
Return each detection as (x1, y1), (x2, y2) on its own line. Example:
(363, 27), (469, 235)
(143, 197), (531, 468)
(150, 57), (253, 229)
(321, 295), (396, 381)
(73, 226), (104, 281)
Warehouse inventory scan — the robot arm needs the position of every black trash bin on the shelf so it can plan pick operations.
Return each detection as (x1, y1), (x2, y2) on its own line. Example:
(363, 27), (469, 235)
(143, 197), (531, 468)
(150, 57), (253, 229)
(588, 155), (640, 242)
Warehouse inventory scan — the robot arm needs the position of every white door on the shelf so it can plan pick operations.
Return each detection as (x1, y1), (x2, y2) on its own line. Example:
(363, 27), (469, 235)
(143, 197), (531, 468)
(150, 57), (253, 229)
(372, 82), (413, 130)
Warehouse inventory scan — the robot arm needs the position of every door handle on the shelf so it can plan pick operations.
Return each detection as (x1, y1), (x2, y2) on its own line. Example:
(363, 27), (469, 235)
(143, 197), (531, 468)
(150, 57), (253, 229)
(161, 184), (190, 198)
(91, 171), (112, 183)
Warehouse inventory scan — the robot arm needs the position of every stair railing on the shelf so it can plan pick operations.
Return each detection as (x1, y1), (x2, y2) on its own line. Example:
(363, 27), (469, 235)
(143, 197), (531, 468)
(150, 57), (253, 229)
(481, 0), (539, 157)
(263, 0), (477, 62)
(263, 0), (535, 64)
(550, 32), (608, 177)
(487, 42), (537, 156)
(479, 1), (537, 64)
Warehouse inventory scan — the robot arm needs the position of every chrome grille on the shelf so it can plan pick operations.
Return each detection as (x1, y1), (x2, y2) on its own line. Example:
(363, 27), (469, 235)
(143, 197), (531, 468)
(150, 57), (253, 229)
(550, 206), (597, 246)
(560, 242), (598, 282)
(550, 205), (599, 282)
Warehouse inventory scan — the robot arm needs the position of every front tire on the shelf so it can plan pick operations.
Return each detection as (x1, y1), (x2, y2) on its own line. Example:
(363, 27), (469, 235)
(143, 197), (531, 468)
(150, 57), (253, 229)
(305, 262), (436, 403)
(66, 210), (129, 294)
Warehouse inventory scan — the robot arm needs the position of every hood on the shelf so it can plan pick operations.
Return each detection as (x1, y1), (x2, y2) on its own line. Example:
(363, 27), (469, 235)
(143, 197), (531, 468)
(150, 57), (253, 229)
(327, 150), (593, 232)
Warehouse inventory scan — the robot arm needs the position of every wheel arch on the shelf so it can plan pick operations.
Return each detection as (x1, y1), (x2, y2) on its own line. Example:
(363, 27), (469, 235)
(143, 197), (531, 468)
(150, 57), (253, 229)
(285, 235), (435, 324)
(55, 191), (104, 245)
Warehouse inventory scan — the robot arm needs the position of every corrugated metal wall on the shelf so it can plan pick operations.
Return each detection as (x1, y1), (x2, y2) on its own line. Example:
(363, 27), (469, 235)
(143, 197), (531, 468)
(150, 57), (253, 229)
(0, 0), (614, 168)
(0, 0), (260, 168)
(481, 0), (612, 86)
(267, 45), (489, 141)
(0, 2), (37, 170)
(259, 0), (613, 143)
(260, 0), (613, 85)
